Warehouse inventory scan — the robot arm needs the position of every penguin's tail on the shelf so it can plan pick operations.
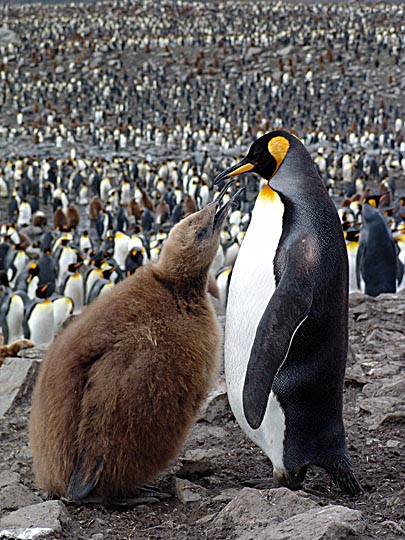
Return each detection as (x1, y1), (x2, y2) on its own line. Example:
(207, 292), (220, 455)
(325, 455), (362, 496)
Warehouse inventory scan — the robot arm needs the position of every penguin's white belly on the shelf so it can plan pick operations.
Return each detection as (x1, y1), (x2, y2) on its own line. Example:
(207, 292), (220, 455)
(225, 186), (286, 468)
(64, 276), (84, 313)
(29, 301), (54, 346)
(347, 247), (360, 293)
(53, 298), (73, 333)
(6, 295), (25, 344)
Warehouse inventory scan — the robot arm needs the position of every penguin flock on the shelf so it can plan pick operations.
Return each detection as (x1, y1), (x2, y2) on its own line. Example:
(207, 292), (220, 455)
(0, 0), (403, 499)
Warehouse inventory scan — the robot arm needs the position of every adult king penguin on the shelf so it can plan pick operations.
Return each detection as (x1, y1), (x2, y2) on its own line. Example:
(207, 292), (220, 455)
(215, 130), (361, 495)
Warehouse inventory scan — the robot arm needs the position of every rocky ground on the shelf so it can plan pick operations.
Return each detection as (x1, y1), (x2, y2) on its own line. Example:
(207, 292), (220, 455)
(0, 292), (404, 540)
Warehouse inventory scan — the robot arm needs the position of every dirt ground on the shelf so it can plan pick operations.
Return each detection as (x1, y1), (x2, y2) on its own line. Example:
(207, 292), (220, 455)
(0, 293), (404, 540)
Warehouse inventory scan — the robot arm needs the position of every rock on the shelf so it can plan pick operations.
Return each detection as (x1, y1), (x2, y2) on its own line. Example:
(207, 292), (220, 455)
(174, 478), (207, 504)
(345, 364), (367, 385)
(386, 439), (400, 448)
(0, 484), (41, 512)
(358, 395), (404, 427)
(199, 379), (229, 423)
(349, 292), (371, 308)
(177, 448), (224, 479)
(0, 358), (39, 419)
(187, 424), (228, 446)
(249, 505), (365, 540)
(0, 501), (70, 539)
(211, 487), (318, 537)
(0, 471), (21, 488)
(17, 347), (46, 360)
(212, 488), (240, 502)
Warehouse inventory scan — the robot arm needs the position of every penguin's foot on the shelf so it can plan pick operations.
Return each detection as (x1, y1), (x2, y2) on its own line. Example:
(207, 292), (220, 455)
(273, 466), (308, 491)
(324, 456), (362, 496)
(62, 487), (171, 507)
(108, 486), (171, 507)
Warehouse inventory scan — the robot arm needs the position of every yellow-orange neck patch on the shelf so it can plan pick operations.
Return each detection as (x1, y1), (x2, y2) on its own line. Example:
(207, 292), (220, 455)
(268, 136), (290, 176)
(258, 184), (279, 201)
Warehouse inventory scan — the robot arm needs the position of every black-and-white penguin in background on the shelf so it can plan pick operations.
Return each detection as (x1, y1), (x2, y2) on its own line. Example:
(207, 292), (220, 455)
(356, 203), (398, 297)
(215, 130), (361, 495)
(59, 262), (84, 314)
(0, 289), (27, 344)
(14, 262), (40, 299)
(24, 285), (55, 346)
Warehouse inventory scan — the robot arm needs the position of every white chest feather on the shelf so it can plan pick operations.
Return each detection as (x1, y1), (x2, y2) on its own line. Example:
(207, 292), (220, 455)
(225, 186), (284, 394)
(6, 295), (24, 344)
(29, 300), (54, 346)
(225, 185), (286, 465)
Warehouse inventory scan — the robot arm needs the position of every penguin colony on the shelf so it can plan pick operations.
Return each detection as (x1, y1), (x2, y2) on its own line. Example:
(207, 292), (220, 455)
(0, 0), (403, 499)
(0, 1), (404, 337)
(29, 185), (242, 503)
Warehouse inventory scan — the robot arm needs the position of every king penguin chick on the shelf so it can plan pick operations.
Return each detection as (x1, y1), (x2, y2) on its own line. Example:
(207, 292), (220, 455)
(215, 130), (361, 495)
(29, 183), (243, 505)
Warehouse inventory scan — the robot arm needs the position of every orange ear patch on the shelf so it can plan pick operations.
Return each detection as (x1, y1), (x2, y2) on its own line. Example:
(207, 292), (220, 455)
(268, 136), (290, 175)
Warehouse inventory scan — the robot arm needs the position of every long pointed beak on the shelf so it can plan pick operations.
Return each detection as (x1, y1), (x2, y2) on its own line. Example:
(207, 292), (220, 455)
(214, 158), (255, 186)
(213, 186), (246, 231)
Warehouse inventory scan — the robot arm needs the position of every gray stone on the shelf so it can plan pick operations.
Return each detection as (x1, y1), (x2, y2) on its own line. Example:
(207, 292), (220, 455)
(0, 484), (41, 512)
(199, 379), (229, 423)
(174, 478), (207, 504)
(17, 446), (32, 460)
(386, 439), (400, 448)
(212, 487), (318, 537)
(187, 424), (228, 446)
(249, 505), (365, 540)
(178, 447), (225, 479)
(358, 395), (404, 428)
(0, 501), (69, 532)
(212, 488), (245, 502)
(345, 364), (367, 385)
(0, 358), (39, 419)
(17, 348), (45, 360)
(0, 471), (21, 488)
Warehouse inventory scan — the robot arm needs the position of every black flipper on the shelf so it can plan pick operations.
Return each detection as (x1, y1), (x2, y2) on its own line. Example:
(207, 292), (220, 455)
(355, 241), (365, 290)
(243, 237), (316, 429)
(68, 454), (104, 502)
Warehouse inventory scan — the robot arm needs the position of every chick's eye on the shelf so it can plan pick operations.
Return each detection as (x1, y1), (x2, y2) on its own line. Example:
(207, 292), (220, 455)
(196, 227), (208, 241)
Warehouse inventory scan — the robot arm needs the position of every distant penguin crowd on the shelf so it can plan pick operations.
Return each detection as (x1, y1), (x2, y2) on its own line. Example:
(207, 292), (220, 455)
(0, 0), (404, 349)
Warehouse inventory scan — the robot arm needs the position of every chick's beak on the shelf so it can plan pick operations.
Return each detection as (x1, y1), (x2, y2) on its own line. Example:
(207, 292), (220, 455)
(214, 158), (255, 186)
(213, 186), (245, 231)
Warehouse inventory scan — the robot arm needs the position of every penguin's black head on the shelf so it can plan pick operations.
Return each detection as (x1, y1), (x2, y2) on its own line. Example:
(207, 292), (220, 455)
(28, 263), (39, 277)
(67, 262), (82, 273)
(215, 130), (311, 191)
(36, 284), (50, 299)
